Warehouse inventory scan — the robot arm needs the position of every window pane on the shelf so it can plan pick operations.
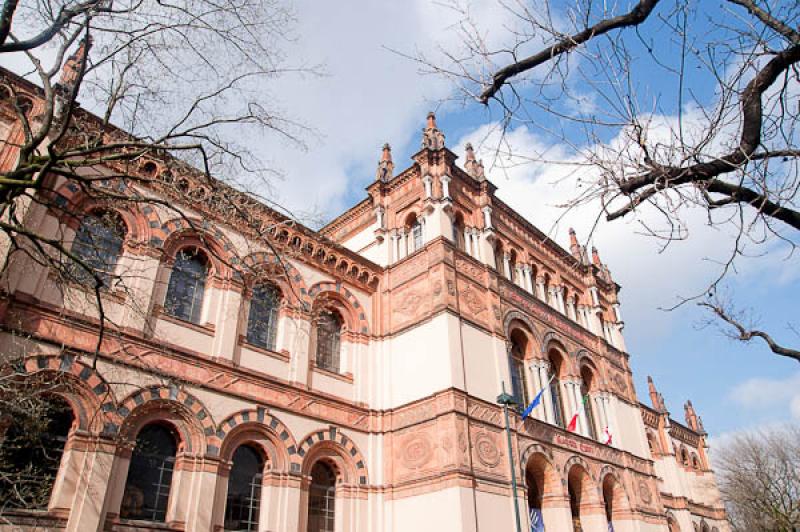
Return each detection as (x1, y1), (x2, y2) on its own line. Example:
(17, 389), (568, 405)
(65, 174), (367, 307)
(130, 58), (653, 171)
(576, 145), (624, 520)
(246, 284), (280, 350)
(164, 250), (207, 323)
(307, 462), (336, 532)
(0, 397), (73, 509)
(121, 424), (177, 522)
(549, 370), (564, 428)
(412, 222), (423, 251)
(71, 212), (124, 286)
(224, 445), (264, 531)
(509, 346), (529, 410)
(315, 312), (341, 373)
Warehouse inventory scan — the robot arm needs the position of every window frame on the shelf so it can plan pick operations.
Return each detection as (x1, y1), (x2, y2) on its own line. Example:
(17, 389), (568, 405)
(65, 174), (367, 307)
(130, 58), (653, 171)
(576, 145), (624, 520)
(314, 310), (342, 374)
(71, 210), (126, 287)
(163, 248), (209, 324)
(245, 283), (281, 351)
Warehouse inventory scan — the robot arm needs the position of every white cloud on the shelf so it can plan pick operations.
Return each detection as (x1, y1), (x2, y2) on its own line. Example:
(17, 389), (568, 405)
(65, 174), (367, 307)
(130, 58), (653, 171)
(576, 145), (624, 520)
(729, 371), (800, 419)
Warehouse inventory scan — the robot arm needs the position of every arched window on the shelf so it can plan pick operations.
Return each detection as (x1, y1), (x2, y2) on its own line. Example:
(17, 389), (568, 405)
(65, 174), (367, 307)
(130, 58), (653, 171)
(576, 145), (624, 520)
(224, 445), (264, 531)
(246, 284), (280, 350)
(315, 311), (342, 373)
(509, 250), (518, 283)
(547, 352), (565, 428)
(121, 424), (178, 522)
(508, 330), (529, 410)
(452, 214), (466, 251)
(0, 396), (73, 509)
(411, 218), (423, 252)
(494, 242), (504, 273)
(307, 461), (336, 532)
(691, 454), (702, 471)
(580, 367), (598, 440)
(71, 210), (126, 286)
(164, 248), (208, 323)
(681, 448), (690, 467)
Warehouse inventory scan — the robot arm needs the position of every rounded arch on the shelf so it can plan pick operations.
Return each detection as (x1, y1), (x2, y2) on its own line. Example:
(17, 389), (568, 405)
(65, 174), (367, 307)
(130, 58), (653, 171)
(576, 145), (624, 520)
(241, 251), (311, 309)
(117, 385), (216, 455)
(217, 408), (296, 472)
(157, 217), (237, 278)
(502, 310), (540, 347)
(308, 282), (370, 335)
(566, 459), (601, 530)
(646, 430), (660, 456)
(520, 444), (563, 508)
(691, 452), (703, 471)
(544, 338), (571, 379)
(296, 427), (368, 486)
(51, 181), (157, 245)
(403, 211), (421, 228)
(598, 467), (632, 522)
(19, 354), (117, 435)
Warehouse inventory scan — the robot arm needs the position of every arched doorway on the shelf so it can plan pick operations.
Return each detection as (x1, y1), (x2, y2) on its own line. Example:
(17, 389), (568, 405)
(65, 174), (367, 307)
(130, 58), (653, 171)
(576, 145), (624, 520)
(567, 464), (596, 532)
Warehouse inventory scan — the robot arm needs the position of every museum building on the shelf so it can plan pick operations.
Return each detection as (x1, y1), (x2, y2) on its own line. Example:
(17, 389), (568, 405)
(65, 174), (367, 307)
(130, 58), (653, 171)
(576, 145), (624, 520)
(0, 65), (729, 532)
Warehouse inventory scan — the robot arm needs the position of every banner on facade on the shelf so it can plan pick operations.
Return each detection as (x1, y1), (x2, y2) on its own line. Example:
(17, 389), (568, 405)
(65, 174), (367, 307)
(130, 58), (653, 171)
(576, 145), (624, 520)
(530, 507), (545, 532)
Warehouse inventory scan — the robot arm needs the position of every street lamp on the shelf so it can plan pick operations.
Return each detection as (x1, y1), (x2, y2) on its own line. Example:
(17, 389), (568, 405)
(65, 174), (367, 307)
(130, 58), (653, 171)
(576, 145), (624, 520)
(497, 381), (523, 532)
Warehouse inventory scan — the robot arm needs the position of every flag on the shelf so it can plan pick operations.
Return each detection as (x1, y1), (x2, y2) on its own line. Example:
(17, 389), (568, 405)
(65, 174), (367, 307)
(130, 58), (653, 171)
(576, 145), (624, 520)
(566, 412), (579, 432)
(530, 507), (545, 532)
(521, 374), (554, 420)
(566, 394), (589, 433)
(602, 426), (613, 445)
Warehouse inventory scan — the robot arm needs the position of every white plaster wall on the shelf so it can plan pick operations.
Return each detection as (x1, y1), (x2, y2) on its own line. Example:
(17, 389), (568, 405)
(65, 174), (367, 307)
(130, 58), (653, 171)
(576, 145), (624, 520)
(391, 486), (477, 532)
(238, 347), (291, 379)
(460, 322), (506, 404)
(474, 490), (516, 532)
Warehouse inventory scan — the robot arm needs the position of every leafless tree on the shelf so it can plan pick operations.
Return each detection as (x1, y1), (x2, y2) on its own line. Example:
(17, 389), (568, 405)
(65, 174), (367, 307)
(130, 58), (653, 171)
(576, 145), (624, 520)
(418, 0), (800, 361)
(0, 0), (314, 513)
(716, 424), (800, 531)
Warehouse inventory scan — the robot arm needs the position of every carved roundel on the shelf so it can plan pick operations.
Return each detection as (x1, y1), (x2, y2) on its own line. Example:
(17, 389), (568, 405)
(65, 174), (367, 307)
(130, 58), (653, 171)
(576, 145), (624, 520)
(401, 434), (433, 469)
(638, 480), (652, 505)
(475, 432), (501, 467)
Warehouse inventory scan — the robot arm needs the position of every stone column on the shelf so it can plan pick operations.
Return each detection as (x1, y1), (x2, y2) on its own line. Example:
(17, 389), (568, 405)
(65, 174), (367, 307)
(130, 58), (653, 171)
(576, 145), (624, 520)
(566, 296), (577, 321)
(464, 227), (472, 256)
(388, 229), (397, 263)
(440, 174), (451, 199)
(471, 228), (482, 261)
(536, 276), (546, 301)
(503, 253), (511, 279)
(401, 229), (408, 259)
(538, 360), (555, 424)
(556, 287), (566, 314)
(515, 265), (525, 288)
(422, 174), (433, 198)
(522, 265), (533, 293)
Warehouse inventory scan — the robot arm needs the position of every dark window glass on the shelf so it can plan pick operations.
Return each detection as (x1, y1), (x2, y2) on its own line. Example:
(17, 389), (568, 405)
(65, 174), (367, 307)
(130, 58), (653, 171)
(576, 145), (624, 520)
(246, 284), (280, 350)
(509, 343), (529, 410)
(548, 366), (564, 428)
(0, 397), (72, 509)
(164, 249), (207, 323)
(307, 462), (336, 532)
(315, 311), (341, 373)
(121, 424), (177, 522)
(72, 212), (125, 286)
(224, 445), (264, 531)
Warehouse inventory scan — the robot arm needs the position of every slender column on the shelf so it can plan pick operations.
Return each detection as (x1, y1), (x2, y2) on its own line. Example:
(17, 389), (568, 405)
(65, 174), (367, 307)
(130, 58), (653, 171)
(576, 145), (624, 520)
(576, 381), (589, 437)
(440, 174), (451, 199)
(388, 229), (397, 263)
(594, 394), (608, 439)
(472, 228), (482, 261)
(503, 253), (511, 279)
(556, 287), (566, 313)
(482, 205), (493, 229)
(463, 227), (472, 256)
(539, 361), (555, 424)
(536, 276), (546, 301)
(515, 265), (524, 287)
(566, 296), (577, 321)
(401, 229), (409, 258)
(422, 174), (433, 198)
(590, 287), (600, 306)
(523, 265), (533, 293)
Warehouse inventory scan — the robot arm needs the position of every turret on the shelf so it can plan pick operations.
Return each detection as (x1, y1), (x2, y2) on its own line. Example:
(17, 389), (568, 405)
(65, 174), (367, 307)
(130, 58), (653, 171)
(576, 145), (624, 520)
(376, 143), (394, 182)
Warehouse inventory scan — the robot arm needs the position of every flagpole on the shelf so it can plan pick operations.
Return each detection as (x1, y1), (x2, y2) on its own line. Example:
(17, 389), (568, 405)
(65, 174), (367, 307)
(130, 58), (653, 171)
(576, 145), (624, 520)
(497, 381), (523, 532)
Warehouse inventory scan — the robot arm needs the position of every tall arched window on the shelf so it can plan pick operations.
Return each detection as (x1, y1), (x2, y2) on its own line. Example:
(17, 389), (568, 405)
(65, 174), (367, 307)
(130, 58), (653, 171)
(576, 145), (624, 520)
(0, 396), (73, 509)
(71, 210), (125, 286)
(246, 284), (280, 350)
(602, 476), (615, 531)
(508, 331), (529, 410)
(224, 445), (264, 531)
(509, 250), (518, 283)
(547, 352), (565, 428)
(164, 249), (208, 323)
(315, 311), (342, 373)
(121, 424), (178, 522)
(580, 367), (598, 440)
(494, 242), (504, 273)
(307, 462), (336, 532)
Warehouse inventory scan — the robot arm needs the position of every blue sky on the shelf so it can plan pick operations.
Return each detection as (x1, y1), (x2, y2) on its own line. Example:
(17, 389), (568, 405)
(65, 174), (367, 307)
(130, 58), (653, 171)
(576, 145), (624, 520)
(4, 1), (797, 440)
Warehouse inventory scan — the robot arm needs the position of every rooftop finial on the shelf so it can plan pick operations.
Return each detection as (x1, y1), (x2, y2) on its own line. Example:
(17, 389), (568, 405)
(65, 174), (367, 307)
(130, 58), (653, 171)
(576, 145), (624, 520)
(376, 142), (394, 182)
(421, 111), (446, 151)
(464, 142), (485, 180)
(684, 401), (699, 431)
(568, 228), (582, 260)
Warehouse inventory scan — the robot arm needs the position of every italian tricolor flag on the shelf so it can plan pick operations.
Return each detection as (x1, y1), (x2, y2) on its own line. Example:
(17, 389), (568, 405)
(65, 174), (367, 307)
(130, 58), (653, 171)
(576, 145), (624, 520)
(566, 394), (589, 433)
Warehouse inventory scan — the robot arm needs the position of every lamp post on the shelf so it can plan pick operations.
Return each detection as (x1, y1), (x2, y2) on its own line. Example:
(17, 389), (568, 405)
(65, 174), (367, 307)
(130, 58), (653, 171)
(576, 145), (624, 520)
(498, 381), (523, 532)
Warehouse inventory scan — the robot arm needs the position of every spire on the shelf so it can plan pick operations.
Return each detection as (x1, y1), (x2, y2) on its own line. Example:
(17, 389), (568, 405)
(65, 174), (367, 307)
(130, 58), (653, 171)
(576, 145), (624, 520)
(591, 246), (602, 267)
(376, 142), (394, 182)
(569, 228), (581, 260)
(421, 111), (446, 151)
(684, 400), (700, 431)
(647, 376), (666, 412)
(59, 36), (92, 89)
(464, 142), (485, 180)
